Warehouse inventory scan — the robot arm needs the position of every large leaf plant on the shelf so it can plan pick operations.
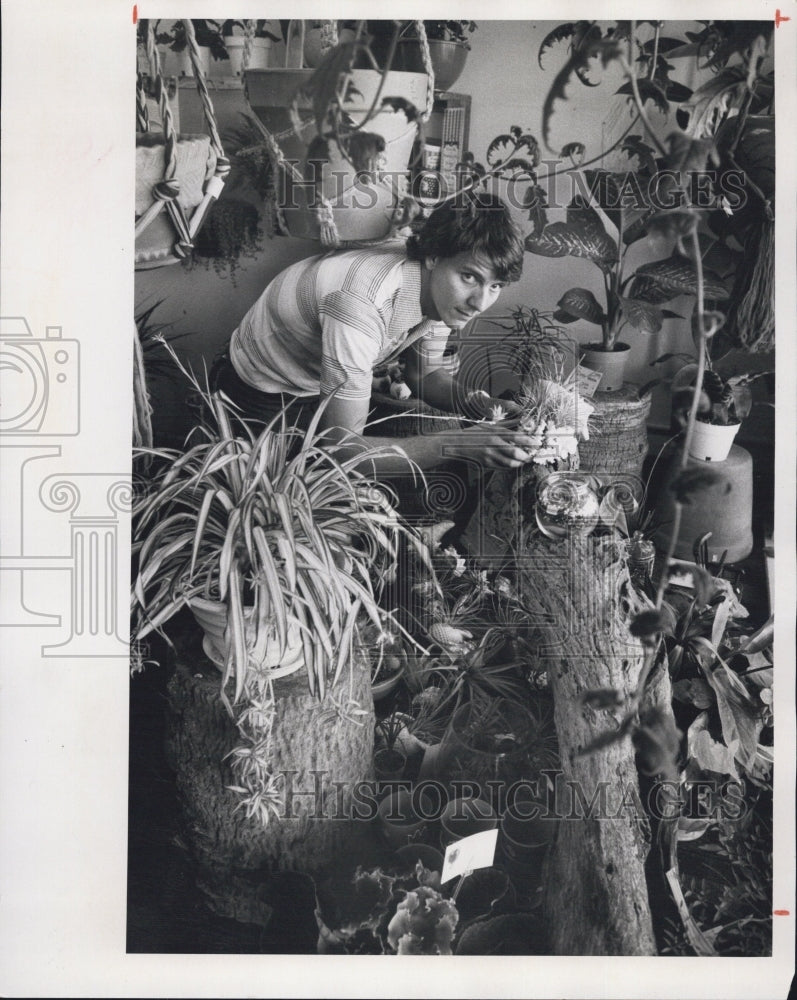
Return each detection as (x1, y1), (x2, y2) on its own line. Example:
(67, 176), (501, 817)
(477, 21), (772, 352)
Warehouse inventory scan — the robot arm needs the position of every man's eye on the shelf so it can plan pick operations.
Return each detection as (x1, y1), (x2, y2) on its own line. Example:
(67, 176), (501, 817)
(461, 272), (476, 283)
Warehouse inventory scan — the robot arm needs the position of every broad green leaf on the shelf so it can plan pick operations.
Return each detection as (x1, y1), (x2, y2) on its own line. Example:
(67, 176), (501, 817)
(618, 297), (663, 334)
(632, 256), (729, 300)
(681, 66), (748, 139)
(525, 219), (618, 271)
(556, 287), (605, 324)
(615, 78), (669, 115)
(672, 677), (714, 710)
(663, 131), (719, 175)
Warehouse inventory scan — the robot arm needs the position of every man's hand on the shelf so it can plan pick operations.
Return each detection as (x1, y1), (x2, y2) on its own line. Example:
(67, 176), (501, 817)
(447, 424), (540, 469)
(464, 390), (523, 422)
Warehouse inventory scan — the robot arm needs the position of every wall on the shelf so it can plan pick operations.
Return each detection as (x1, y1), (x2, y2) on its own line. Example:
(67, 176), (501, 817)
(137, 20), (773, 447)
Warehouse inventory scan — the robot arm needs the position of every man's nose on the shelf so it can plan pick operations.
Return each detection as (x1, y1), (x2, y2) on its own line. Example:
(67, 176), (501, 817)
(467, 285), (491, 312)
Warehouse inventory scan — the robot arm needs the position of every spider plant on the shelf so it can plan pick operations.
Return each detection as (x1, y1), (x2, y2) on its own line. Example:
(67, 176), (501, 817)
(132, 343), (426, 822)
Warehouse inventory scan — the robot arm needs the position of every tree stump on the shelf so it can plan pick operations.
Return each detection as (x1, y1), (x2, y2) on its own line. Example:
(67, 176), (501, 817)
(165, 621), (375, 923)
(518, 534), (658, 955)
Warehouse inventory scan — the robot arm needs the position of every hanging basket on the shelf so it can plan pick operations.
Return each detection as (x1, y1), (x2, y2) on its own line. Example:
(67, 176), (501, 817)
(135, 133), (218, 269)
(135, 19), (229, 270)
(244, 21), (434, 247)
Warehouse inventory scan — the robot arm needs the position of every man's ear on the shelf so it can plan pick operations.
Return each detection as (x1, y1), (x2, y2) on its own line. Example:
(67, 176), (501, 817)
(424, 255), (438, 271)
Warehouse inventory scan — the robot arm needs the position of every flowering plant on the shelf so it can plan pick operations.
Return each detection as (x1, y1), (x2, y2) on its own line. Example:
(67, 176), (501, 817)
(487, 375), (594, 466)
(386, 885), (459, 954)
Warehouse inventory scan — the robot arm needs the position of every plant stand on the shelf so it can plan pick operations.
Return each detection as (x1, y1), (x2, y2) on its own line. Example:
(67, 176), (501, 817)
(164, 622), (376, 924)
(518, 535), (662, 955)
(576, 384), (652, 497)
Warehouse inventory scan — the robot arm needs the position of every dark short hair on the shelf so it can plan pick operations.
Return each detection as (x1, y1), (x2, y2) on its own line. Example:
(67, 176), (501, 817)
(406, 192), (525, 282)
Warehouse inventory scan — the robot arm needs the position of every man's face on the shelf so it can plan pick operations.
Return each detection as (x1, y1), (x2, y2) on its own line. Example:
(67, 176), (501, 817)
(423, 252), (507, 329)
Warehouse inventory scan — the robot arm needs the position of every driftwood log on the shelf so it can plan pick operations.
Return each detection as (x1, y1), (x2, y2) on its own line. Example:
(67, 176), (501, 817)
(165, 621), (375, 924)
(519, 533), (659, 955)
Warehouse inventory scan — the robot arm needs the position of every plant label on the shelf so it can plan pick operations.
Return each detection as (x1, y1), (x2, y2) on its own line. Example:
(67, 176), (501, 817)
(566, 364), (604, 398)
(441, 829), (498, 884)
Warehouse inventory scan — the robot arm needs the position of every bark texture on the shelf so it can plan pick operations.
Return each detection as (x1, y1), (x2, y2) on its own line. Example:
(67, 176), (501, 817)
(165, 624), (374, 922)
(520, 534), (658, 955)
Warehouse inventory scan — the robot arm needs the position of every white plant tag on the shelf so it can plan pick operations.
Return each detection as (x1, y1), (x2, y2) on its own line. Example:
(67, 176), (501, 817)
(567, 364), (604, 398)
(440, 829), (498, 884)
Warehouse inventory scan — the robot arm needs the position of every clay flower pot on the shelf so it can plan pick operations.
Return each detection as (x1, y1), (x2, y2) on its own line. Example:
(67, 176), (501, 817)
(580, 342), (631, 393)
(439, 796), (498, 846)
(377, 789), (428, 848)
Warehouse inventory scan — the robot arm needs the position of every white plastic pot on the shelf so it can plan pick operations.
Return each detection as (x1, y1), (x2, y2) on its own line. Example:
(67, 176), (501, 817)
(177, 45), (211, 78)
(225, 36), (272, 77)
(687, 420), (740, 462)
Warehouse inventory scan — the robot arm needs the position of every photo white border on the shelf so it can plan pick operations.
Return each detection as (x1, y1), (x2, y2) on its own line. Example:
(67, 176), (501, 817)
(1, 0), (794, 996)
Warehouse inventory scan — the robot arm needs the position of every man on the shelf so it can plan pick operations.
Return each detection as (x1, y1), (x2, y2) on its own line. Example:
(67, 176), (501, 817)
(211, 192), (539, 475)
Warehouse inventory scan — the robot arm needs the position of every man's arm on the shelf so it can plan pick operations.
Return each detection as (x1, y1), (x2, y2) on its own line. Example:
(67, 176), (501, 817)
(402, 328), (457, 412)
(402, 329), (516, 419)
(319, 390), (540, 474)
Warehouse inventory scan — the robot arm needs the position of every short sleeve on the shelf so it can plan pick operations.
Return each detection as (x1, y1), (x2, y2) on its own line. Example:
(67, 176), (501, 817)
(318, 290), (386, 401)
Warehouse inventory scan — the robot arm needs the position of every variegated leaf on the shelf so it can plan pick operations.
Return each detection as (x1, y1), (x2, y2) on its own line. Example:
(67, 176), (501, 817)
(525, 219), (618, 271)
(556, 287), (605, 324)
(618, 297), (664, 334)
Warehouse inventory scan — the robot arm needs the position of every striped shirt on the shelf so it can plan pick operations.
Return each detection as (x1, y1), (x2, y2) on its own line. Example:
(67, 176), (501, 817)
(230, 243), (445, 401)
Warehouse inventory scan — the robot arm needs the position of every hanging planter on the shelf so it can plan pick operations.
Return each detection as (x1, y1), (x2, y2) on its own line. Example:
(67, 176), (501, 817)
(244, 20), (434, 246)
(398, 38), (469, 91)
(226, 35), (272, 76)
(283, 20), (340, 69)
(136, 19), (229, 270)
(395, 21), (476, 91)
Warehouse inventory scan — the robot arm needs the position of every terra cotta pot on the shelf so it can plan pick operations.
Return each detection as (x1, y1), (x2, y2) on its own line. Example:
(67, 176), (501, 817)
(580, 342), (631, 392)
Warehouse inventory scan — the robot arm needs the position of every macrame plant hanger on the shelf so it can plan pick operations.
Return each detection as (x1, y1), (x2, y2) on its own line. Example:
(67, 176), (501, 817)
(135, 18), (230, 268)
(247, 19), (435, 249)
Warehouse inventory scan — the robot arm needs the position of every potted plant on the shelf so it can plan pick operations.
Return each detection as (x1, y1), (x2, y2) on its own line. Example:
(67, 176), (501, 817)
(244, 20), (434, 244)
(671, 364), (769, 462)
(221, 20), (281, 76)
(470, 22), (772, 391)
(155, 19), (227, 78)
(190, 196), (262, 285)
(132, 346), (425, 827)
